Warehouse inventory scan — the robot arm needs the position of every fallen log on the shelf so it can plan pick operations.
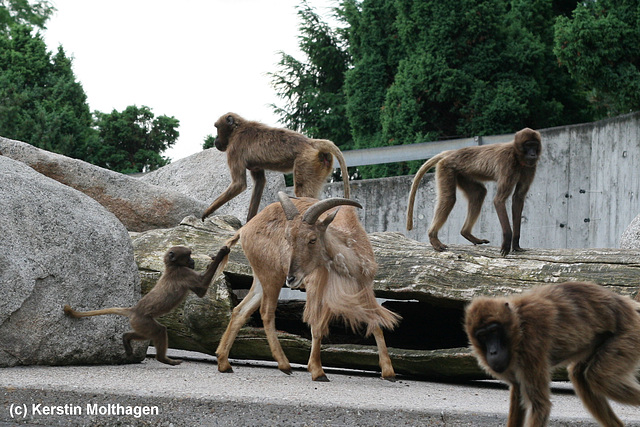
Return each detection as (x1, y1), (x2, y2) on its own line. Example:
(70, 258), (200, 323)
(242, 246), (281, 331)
(131, 215), (640, 380)
(369, 232), (640, 302)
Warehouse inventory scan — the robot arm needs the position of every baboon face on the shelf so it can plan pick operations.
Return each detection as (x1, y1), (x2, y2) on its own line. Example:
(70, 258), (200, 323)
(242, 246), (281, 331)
(514, 128), (541, 168)
(473, 322), (510, 373)
(213, 113), (238, 152)
(465, 299), (513, 373)
(164, 246), (195, 269)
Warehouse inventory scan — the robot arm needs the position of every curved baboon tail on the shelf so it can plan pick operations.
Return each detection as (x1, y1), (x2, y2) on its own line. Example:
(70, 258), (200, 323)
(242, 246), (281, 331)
(63, 305), (131, 318)
(331, 146), (351, 199)
(313, 139), (351, 199)
(406, 152), (447, 230)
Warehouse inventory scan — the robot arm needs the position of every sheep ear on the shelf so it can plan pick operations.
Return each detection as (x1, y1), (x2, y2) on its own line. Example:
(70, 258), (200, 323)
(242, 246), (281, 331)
(320, 208), (339, 228)
(278, 192), (299, 220)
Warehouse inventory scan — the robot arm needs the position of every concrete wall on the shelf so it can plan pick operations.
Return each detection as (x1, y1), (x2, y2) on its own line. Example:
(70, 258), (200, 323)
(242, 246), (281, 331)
(320, 112), (640, 249)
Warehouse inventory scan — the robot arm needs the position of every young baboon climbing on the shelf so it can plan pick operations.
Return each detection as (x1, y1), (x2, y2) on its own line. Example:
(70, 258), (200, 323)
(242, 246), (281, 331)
(64, 246), (229, 365)
(407, 128), (542, 256)
(201, 112), (351, 222)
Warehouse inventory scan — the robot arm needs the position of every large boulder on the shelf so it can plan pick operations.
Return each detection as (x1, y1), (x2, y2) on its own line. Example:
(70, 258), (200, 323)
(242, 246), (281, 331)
(139, 148), (286, 221)
(620, 214), (640, 250)
(0, 156), (146, 366)
(0, 137), (207, 231)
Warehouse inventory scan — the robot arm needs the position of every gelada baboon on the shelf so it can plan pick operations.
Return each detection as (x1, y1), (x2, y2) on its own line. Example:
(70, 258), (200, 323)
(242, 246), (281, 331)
(465, 281), (640, 427)
(64, 246), (230, 365)
(407, 128), (542, 256)
(201, 112), (351, 223)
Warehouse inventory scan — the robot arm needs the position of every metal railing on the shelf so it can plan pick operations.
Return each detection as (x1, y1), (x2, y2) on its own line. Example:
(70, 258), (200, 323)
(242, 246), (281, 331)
(335, 134), (513, 168)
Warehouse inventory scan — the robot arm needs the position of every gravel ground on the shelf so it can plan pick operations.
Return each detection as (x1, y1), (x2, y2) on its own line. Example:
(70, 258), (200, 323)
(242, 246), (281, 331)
(0, 350), (638, 426)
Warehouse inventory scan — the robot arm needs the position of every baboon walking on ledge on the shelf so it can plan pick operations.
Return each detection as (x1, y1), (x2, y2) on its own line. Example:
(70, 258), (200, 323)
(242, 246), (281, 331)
(201, 113), (351, 222)
(407, 127), (542, 256)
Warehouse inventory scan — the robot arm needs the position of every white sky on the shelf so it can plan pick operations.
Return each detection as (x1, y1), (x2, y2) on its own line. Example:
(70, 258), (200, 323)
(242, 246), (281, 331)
(44, 0), (338, 161)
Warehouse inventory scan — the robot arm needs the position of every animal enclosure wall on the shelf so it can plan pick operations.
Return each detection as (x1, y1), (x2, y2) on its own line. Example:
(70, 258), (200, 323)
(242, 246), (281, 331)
(320, 112), (640, 249)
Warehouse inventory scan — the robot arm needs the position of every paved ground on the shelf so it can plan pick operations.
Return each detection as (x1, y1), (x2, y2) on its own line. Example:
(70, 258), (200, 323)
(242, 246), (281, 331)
(0, 350), (638, 426)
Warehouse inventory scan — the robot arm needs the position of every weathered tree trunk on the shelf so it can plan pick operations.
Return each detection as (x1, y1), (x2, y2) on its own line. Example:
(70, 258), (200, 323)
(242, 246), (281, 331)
(132, 215), (640, 380)
(369, 232), (640, 301)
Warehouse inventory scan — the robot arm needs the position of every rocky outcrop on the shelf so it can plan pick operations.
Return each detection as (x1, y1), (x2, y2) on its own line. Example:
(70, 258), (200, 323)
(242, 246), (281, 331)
(0, 137), (207, 231)
(132, 214), (640, 380)
(0, 156), (145, 367)
(139, 148), (286, 221)
(621, 214), (640, 250)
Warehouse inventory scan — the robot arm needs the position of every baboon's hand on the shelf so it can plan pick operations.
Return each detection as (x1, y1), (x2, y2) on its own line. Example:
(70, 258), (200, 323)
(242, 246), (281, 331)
(210, 246), (230, 260)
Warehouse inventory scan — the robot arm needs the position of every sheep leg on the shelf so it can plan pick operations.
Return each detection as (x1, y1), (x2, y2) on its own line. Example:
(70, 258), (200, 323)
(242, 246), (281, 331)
(373, 326), (396, 381)
(259, 280), (292, 375)
(216, 279), (263, 373)
(308, 324), (329, 381)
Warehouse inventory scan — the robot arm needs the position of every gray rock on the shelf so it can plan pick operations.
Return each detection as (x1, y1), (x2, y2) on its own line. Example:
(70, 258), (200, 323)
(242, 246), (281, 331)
(0, 136), (207, 231)
(0, 156), (146, 366)
(140, 148), (286, 221)
(620, 214), (640, 249)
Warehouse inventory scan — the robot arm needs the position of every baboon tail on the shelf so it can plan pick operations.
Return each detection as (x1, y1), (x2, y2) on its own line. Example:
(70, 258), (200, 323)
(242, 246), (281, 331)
(63, 305), (131, 318)
(406, 152), (447, 230)
(312, 139), (351, 199)
(329, 145), (350, 199)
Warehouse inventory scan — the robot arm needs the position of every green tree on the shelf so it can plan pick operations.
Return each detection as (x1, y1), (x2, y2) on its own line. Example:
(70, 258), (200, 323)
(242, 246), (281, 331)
(269, 0), (351, 147)
(89, 105), (179, 174)
(271, 0), (598, 179)
(202, 134), (215, 150)
(343, 0), (401, 148)
(341, 0), (411, 178)
(0, 0), (55, 33)
(0, 16), (179, 174)
(0, 25), (96, 158)
(554, 0), (640, 116)
(382, 0), (591, 146)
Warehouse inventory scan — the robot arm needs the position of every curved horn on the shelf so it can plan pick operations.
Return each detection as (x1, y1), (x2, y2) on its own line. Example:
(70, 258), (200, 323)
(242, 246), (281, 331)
(302, 198), (362, 225)
(278, 192), (300, 220)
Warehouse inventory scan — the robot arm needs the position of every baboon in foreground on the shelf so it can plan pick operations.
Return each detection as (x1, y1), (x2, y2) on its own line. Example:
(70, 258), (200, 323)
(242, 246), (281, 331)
(407, 128), (542, 256)
(64, 246), (229, 365)
(465, 281), (640, 426)
(201, 112), (351, 222)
